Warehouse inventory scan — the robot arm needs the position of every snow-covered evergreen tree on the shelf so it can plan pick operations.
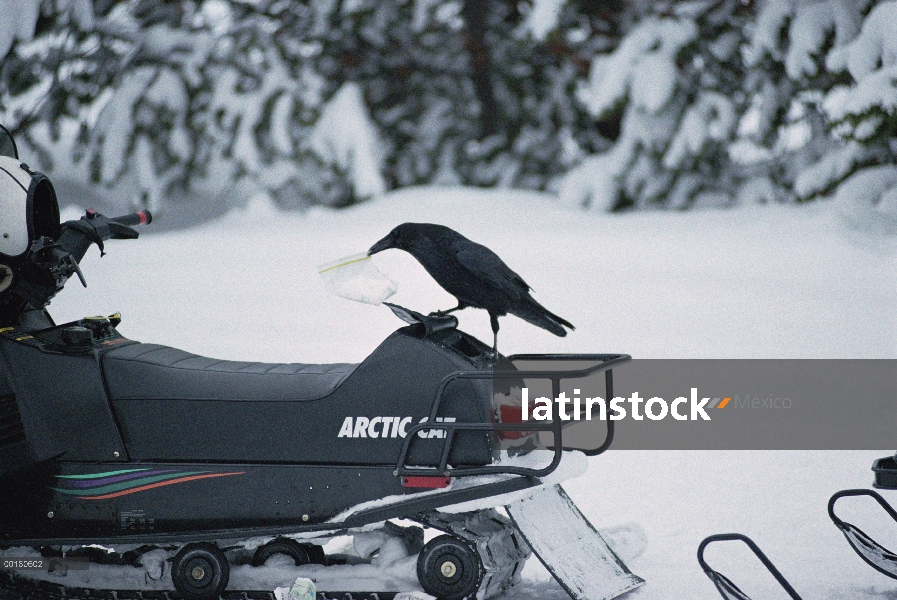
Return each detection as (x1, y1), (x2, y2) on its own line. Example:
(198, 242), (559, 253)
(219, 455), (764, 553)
(561, 0), (753, 210)
(0, 0), (112, 167)
(308, 0), (626, 191)
(1, 0), (385, 212)
(742, 0), (871, 204)
(306, 0), (469, 188)
(0, 0), (642, 209)
(8, 0), (890, 218)
(459, 0), (628, 189)
(740, 0), (895, 223)
(817, 1), (897, 218)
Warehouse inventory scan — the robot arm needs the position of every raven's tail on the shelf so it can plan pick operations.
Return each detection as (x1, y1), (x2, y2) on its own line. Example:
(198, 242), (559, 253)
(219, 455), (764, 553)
(511, 297), (575, 337)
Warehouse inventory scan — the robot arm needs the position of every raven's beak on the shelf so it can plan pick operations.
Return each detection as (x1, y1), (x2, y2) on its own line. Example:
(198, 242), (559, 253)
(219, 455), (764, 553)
(368, 235), (394, 255)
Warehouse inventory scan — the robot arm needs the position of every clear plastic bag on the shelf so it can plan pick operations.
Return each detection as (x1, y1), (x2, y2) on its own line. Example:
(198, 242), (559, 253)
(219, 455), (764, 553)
(317, 252), (397, 305)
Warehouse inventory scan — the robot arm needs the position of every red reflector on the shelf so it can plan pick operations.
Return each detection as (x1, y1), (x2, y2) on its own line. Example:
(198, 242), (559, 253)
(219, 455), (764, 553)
(500, 405), (523, 422)
(402, 476), (451, 489)
(138, 211), (148, 224)
(498, 405), (533, 440)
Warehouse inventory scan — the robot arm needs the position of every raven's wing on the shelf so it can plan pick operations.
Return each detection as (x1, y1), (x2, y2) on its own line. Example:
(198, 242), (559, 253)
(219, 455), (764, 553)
(455, 242), (530, 294)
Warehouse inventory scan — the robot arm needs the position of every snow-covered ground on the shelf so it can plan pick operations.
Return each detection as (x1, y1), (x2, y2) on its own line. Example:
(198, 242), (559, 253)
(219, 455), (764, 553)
(51, 187), (897, 599)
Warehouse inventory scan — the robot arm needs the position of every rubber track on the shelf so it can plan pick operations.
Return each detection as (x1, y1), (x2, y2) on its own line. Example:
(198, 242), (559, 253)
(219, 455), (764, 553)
(0, 571), (396, 600)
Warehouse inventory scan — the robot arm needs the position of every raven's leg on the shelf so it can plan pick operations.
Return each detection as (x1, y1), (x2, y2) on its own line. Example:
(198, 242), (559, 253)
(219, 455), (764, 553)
(489, 313), (500, 357)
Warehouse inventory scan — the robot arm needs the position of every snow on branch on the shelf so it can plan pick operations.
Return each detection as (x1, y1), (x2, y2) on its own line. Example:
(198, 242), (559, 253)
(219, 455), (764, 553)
(824, 2), (897, 142)
(577, 17), (697, 118)
(747, 0), (864, 79)
(309, 83), (386, 201)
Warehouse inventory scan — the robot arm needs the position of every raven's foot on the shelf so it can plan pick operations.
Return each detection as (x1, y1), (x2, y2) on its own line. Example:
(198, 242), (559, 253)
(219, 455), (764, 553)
(429, 303), (465, 317)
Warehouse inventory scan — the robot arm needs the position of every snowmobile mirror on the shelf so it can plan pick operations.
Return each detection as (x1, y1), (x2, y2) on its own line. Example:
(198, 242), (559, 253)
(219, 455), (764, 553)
(828, 489), (897, 580)
(697, 533), (803, 600)
(0, 124), (18, 159)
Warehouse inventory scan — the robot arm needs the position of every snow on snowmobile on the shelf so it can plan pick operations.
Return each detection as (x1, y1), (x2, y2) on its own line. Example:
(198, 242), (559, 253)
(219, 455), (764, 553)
(0, 125), (644, 600)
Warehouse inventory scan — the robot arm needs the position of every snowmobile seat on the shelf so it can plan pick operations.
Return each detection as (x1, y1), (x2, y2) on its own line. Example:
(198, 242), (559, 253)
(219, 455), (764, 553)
(102, 343), (358, 402)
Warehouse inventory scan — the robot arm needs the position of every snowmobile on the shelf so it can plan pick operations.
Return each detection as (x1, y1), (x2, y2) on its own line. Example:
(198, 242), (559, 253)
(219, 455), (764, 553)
(0, 125), (644, 600)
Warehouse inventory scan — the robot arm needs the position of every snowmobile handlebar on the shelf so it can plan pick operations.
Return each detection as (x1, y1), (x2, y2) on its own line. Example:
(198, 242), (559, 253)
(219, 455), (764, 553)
(11, 209), (153, 313)
(58, 209), (153, 264)
(109, 210), (153, 227)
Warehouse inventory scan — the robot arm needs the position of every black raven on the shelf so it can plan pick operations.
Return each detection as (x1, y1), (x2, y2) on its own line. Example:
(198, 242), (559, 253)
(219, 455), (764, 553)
(368, 223), (574, 354)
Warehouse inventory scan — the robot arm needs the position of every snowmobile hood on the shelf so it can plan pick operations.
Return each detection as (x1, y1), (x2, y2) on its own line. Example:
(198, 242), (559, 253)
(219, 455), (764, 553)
(0, 155), (60, 259)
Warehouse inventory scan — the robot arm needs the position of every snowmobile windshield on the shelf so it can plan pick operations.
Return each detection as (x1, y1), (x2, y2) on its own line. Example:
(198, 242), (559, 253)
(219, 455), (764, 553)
(0, 124), (17, 159)
(0, 157), (60, 259)
(30, 173), (60, 242)
(829, 489), (897, 580)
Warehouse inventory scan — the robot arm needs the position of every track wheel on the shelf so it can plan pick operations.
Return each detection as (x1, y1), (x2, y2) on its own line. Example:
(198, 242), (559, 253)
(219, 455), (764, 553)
(416, 535), (483, 600)
(171, 542), (229, 600)
(302, 543), (327, 565)
(251, 537), (310, 567)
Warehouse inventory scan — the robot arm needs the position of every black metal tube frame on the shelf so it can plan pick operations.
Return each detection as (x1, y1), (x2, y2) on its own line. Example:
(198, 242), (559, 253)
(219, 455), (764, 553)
(395, 353), (631, 479)
(697, 533), (802, 600)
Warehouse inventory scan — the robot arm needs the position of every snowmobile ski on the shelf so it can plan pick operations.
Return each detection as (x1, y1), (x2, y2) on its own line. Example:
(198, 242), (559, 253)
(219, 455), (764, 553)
(697, 533), (802, 600)
(829, 488), (897, 580)
(506, 485), (644, 600)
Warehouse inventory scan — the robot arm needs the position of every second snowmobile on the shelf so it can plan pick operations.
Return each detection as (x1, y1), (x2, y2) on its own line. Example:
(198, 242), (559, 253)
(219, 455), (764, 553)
(0, 124), (643, 600)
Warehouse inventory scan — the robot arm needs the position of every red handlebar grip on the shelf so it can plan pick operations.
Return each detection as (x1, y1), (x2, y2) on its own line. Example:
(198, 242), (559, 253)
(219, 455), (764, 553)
(110, 210), (153, 227)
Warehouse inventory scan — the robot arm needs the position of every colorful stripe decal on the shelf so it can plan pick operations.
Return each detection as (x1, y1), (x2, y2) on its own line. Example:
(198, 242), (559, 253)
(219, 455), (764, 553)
(66, 469), (180, 488)
(80, 473), (245, 500)
(56, 468), (151, 479)
(52, 470), (244, 500)
(54, 472), (206, 496)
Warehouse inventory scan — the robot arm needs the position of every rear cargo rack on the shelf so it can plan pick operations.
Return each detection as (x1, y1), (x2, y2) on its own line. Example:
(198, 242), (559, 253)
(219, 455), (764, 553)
(396, 353), (631, 479)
